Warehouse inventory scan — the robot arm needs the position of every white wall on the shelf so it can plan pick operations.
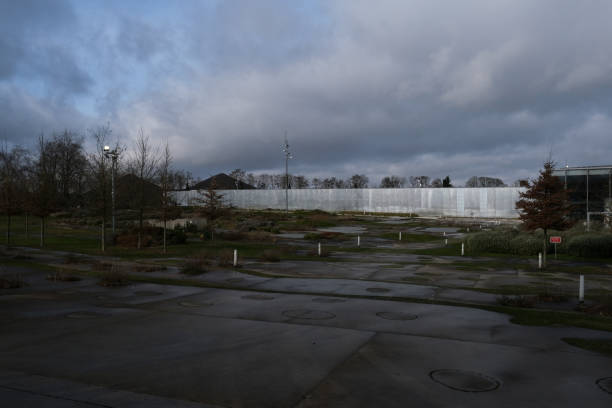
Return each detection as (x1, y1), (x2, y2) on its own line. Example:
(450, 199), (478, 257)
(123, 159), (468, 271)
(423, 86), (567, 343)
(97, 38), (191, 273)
(173, 187), (525, 218)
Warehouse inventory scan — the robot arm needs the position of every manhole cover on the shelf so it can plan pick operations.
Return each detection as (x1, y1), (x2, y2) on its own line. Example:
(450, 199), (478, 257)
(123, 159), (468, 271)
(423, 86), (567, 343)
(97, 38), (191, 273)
(376, 311), (418, 320)
(134, 291), (162, 296)
(226, 278), (245, 283)
(66, 311), (105, 319)
(282, 309), (335, 320)
(179, 301), (213, 308)
(242, 294), (275, 300)
(597, 377), (612, 394)
(366, 287), (390, 293)
(312, 297), (346, 303)
(430, 369), (500, 392)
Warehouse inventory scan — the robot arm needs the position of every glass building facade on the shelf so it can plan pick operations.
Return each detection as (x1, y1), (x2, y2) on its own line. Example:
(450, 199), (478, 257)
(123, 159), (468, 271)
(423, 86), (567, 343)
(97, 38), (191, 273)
(552, 166), (612, 220)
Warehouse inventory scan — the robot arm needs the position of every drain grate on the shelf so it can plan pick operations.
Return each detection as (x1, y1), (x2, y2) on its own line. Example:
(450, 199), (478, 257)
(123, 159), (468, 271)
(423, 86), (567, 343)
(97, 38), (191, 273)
(134, 291), (162, 296)
(366, 287), (390, 293)
(376, 311), (417, 320)
(282, 309), (335, 320)
(179, 301), (213, 308)
(66, 311), (106, 319)
(312, 297), (346, 303)
(430, 369), (500, 392)
(597, 377), (612, 394)
(242, 294), (274, 300)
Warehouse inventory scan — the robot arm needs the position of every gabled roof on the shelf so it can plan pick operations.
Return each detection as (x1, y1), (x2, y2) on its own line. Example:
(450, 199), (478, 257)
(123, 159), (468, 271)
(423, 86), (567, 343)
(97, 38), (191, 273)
(192, 173), (255, 190)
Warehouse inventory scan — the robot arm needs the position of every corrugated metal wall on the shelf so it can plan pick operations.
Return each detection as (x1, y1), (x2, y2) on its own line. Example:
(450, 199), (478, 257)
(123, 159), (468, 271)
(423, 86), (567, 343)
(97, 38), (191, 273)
(173, 187), (525, 218)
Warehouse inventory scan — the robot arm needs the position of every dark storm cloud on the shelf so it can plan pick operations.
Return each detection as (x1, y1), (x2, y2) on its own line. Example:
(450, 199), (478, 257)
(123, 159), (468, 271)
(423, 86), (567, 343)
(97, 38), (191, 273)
(3, 0), (612, 185)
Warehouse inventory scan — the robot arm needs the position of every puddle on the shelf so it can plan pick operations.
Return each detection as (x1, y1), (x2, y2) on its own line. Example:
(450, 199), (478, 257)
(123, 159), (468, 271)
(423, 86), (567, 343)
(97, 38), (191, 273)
(312, 297), (347, 303)
(66, 311), (106, 319)
(242, 294), (274, 300)
(282, 309), (335, 320)
(429, 369), (500, 392)
(134, 291), (162, 296)
(366, 287), (391, 293)
(317, 226), (367, 234)
(376, 312), (418, 320)
(179, 301), (213, 308)
(422, 227), (459, 233)
(597, 377), (612, 394)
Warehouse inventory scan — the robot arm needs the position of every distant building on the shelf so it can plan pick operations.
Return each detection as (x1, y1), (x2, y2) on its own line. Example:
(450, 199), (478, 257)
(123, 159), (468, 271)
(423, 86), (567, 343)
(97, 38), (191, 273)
(192, 173), (255, 190)
(552, 165), (612, 219)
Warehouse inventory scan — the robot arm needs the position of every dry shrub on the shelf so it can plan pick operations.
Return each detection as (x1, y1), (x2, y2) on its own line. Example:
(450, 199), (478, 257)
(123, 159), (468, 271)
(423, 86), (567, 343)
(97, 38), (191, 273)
(307, 247), (332, 257)
(46, 269), (81, 282)
(182, 253), (212, 275)
(304, 231), (344, 241)
(496, 295), (537, 308)
(261, 249), (281, 262)
(218, 249), (235, 266)
(98, 265), (129, 287)
(0, 273), (25, 289)
(133, 264), (167, 273)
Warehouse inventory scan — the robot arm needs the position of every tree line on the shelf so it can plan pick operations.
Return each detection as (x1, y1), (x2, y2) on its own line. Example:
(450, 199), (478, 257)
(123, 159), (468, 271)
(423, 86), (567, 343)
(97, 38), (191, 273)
(0, 126), (188, 252)
(227, 171), (513, 189)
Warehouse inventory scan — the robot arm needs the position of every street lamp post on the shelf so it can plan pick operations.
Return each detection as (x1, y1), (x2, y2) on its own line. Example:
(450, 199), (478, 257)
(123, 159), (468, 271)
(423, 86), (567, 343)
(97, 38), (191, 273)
(103, 146), (120, 234)
(282, 134), (293, 213)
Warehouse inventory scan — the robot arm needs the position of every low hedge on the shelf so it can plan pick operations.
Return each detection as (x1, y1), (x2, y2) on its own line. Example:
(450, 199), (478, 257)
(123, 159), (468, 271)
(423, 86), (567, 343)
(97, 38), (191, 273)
(465, 229), (612, 258)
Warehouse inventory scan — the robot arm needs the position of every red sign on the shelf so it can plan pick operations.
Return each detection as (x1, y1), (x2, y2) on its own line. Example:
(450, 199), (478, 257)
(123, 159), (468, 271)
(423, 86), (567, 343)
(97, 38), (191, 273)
(549, 236), (562, 244)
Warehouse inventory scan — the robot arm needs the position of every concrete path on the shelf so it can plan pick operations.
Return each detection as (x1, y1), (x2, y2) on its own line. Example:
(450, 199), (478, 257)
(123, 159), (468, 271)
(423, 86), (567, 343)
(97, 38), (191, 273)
(1, 268), (612, 407)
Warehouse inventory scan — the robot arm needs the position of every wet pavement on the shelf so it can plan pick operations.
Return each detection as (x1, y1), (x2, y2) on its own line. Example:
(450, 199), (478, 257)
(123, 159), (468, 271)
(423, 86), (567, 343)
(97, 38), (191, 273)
(1, 259), (612, 407)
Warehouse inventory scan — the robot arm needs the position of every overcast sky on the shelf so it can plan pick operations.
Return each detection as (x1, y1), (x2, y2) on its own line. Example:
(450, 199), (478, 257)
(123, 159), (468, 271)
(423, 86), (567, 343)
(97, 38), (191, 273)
(2, 0), (612, 185)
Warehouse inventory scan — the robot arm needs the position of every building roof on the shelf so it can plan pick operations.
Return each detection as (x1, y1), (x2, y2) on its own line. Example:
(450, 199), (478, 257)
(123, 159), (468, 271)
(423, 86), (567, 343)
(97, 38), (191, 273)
(552, 165), (612, 176)
(192, 173), (255, 190)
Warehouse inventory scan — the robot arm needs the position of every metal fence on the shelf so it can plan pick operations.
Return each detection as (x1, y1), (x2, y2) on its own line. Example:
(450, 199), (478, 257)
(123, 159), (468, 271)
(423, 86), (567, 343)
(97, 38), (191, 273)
(173, 187), (525, 218)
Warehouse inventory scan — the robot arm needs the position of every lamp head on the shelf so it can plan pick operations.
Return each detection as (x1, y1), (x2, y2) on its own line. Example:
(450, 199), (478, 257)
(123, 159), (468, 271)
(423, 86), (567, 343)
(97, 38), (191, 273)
(104, 145), (110, 152)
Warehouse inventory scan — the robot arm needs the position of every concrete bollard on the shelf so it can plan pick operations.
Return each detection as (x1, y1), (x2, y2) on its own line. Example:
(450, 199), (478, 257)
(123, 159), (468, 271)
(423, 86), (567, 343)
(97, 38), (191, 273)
(461, 242), (464, 256)
(357, 235), (360, 247)
(233, 249), (238, 267)
(467, 227), (470, 232)
(443, 231), (446, 237)
(579, 275), (584, 303)
(538, 253), (542, 269)
(399, 231), (402, 241)
(318, 242), (321, 256)
(445, 238), (448, 246)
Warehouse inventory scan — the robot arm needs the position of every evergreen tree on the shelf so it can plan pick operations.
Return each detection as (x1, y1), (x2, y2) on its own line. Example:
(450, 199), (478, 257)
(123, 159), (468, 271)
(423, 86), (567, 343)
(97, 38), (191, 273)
(515, 161), (572, 267)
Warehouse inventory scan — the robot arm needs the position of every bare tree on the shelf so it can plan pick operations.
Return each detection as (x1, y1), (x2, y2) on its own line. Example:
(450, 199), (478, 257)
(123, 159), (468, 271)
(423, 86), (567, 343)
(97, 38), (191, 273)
(129, 128), (160, 249)
(159, 141), (172, 254)
(30, 134), (61, 247)
(380, 175), (406, 188)
(349, 174), (369, 188)
(0, 143), (29, 246)
(229, 168), (246, 189)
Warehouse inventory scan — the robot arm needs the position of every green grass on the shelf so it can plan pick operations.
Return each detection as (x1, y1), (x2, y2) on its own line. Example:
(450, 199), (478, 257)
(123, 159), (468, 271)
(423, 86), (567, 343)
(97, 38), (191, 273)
(562, 338), (612, 356)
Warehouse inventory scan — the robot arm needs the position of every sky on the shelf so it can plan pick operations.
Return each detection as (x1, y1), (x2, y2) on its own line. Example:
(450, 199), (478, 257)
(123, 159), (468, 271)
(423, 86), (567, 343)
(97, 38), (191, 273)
(2, 0), (612, 186)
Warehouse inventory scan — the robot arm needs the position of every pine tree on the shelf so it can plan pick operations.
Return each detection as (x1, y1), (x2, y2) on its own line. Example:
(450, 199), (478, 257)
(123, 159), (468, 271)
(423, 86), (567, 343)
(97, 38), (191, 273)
(515, 160), (573, 267)
(196, 178), (229, 238)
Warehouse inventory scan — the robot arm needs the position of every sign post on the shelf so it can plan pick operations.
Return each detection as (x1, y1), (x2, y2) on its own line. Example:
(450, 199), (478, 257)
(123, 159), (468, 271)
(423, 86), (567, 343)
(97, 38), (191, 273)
(550, 236), (562, 260)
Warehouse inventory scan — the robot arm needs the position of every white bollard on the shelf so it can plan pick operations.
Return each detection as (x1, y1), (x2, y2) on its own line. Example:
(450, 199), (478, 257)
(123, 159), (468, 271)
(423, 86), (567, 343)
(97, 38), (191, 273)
(445, 238), (448, 246)
(318, 242), (321, 256)
(399, 231), (402, 241)
(461, 242), (465, 256)
(579, 275), (584, 303)
(233, 249), (238, 267)
(538, 253), (542, 269)
(467, 227), (470, 232)
(443, 231), (446, 237)
(357, 235), (360, 247)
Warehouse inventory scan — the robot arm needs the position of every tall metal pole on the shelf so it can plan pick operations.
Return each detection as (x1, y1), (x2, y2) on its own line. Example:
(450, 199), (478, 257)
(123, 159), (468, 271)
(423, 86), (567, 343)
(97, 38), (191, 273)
(283, 133), (292, 214)
(111, 155), (116, 234)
